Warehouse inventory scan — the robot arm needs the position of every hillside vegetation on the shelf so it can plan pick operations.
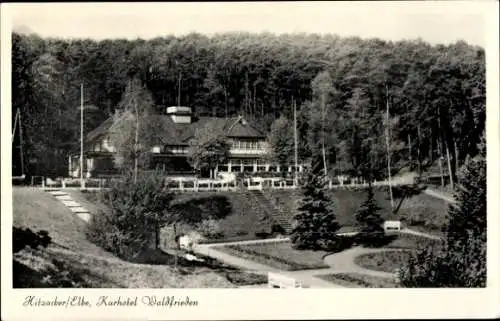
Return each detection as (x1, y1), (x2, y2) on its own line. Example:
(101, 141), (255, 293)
(79, 186), (448, 245)
(266, 188), (448, 234)
(13, 188), (235, 288)
(13, 32), (484, 185)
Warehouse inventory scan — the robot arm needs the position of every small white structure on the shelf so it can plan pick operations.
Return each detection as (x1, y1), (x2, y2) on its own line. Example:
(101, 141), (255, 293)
(268, 272), (304, 288)
(383, 220), (402, 233)
(178, 235), (193, 251)
(184, 253), (205, 262)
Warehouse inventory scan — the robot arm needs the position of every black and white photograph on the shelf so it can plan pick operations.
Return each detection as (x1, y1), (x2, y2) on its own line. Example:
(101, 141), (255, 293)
(1, 1), (499, 319)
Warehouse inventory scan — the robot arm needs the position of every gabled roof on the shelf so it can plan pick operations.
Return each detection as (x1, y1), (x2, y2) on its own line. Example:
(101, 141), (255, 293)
(83, 112), (265, 148)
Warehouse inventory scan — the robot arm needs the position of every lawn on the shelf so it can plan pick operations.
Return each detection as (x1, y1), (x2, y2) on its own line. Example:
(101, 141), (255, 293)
(79, 185), (449, 245)
(353, 234), (444, 274)
(385, 233), (444, 250)
(266, 188), (450, 236)
(12, 187), (264, 288)
(316, 273), (398, 288)
(217, 241), (330, 271)
(354, 251), (414, 274)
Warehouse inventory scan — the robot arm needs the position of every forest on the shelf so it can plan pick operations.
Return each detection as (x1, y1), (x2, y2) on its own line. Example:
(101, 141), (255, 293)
(11, 32), (485, 180)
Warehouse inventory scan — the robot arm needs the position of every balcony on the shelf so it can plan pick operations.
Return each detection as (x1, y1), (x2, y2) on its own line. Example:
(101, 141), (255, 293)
(229, 148), (267, 155)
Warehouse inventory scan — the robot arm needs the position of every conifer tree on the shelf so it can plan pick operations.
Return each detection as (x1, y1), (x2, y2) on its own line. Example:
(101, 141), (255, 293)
(290, 169), (340, 250)
(355, 184), (385, 235)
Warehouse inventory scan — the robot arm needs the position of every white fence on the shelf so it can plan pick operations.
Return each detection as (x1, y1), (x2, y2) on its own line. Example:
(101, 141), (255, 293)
(268, 272), (305, 288)
(32, 175), (413, 193)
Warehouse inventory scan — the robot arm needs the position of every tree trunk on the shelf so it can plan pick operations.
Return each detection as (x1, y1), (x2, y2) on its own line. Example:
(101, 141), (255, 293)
(177, 72), (182, 106)
(244, 73), (249, 118)
(253, 83), (257, 119)
(134, 99), (139, 184)
(385, 85), (394, 211)
(155, 221), (160, 249)
(321, 93), (328, 176)
(408, 134), (412, 167)
(173, 223), (178, 270)
(438, 139), (444, 188)
(224, 87), (228, 118)
(417, 124), (422, 176)
(454, 139), (459, 174)
(445, 140), (454, 189)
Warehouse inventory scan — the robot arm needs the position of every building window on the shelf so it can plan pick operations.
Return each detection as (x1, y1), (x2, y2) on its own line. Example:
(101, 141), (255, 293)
(152, 146), (161, 153)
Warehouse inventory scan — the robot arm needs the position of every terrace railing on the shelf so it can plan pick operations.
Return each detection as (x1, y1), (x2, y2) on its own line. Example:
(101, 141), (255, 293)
(33, 175), (414, 192)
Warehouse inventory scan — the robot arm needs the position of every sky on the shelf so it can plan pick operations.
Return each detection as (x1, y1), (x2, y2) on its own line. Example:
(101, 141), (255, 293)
(5, 1), (492, 48)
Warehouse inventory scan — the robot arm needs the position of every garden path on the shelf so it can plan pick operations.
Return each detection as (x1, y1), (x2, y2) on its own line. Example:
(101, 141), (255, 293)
(195, 227), (444, 288)
(192, 243), (344, 288)
(424, 188), (457, 204)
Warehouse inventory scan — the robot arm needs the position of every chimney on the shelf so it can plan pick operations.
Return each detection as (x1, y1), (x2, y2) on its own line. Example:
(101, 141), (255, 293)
(166, 106), (192, 124)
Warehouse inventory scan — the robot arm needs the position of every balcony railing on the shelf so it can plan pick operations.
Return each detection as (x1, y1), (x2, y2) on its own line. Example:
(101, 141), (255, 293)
(230, 148), (267, 155)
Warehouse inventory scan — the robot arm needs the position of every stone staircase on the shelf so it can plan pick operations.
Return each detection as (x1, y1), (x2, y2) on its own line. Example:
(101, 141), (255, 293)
(45, 189), (91, 222)
(248, 190), (293, 233)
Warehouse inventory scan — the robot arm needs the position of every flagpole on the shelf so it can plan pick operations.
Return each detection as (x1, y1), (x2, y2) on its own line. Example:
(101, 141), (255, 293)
(385, 83), (394, 211)
(19, 108), (25, 177)
(293, 98), (298, 186)
(80, 83), (84, 189)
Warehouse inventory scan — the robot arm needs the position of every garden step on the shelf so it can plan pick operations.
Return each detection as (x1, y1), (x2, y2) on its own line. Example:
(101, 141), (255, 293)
(249, 190), (293, 233)
(48, 190), (68, 196)
(69, 206), (89, 213)
(76, 213), (91, 222)
(55, 195), (72, 200)
(60, 200), (81, 207)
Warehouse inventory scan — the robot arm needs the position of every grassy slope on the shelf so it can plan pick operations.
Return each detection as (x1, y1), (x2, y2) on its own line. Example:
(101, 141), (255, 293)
(75, 186), (448, 244)
(267, 189), (449, 234)
(175, 191), (269, 240)
(79, 190), (273, 242)
(12, 188), (234, 288)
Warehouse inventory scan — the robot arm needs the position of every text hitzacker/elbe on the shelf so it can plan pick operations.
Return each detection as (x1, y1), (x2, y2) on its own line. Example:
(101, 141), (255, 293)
(22, 295), (198, 307)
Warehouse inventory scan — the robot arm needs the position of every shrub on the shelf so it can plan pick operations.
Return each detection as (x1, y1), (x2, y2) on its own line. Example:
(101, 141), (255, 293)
(319, 235), (354, 253)
(271, 224), (286, 235)
(353, 232), (396, 248)
(13, 227), (52, 253)
(196, 219), (224, 239)
(399, 148), (486, 287)
(86, 170), (175, 261)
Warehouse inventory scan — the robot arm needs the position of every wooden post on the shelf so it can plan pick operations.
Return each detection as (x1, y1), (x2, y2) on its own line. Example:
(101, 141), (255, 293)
(445, 140), (454, 189)
(385, 84), (394, 212)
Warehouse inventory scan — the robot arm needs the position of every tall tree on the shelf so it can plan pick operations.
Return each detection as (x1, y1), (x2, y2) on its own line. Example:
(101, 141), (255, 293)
(399, 136), (486, 287)
(310, 70), (337, 176)
(267, 115), (294, 175)
(290, 170), (340, 250)
(187, 125), (230, 179)
(108, 77), (155, 181)
(354, 184), (385, 242)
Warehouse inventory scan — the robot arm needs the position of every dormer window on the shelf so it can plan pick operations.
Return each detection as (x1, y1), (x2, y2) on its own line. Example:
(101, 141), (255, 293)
(166, 106), (192, 124)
